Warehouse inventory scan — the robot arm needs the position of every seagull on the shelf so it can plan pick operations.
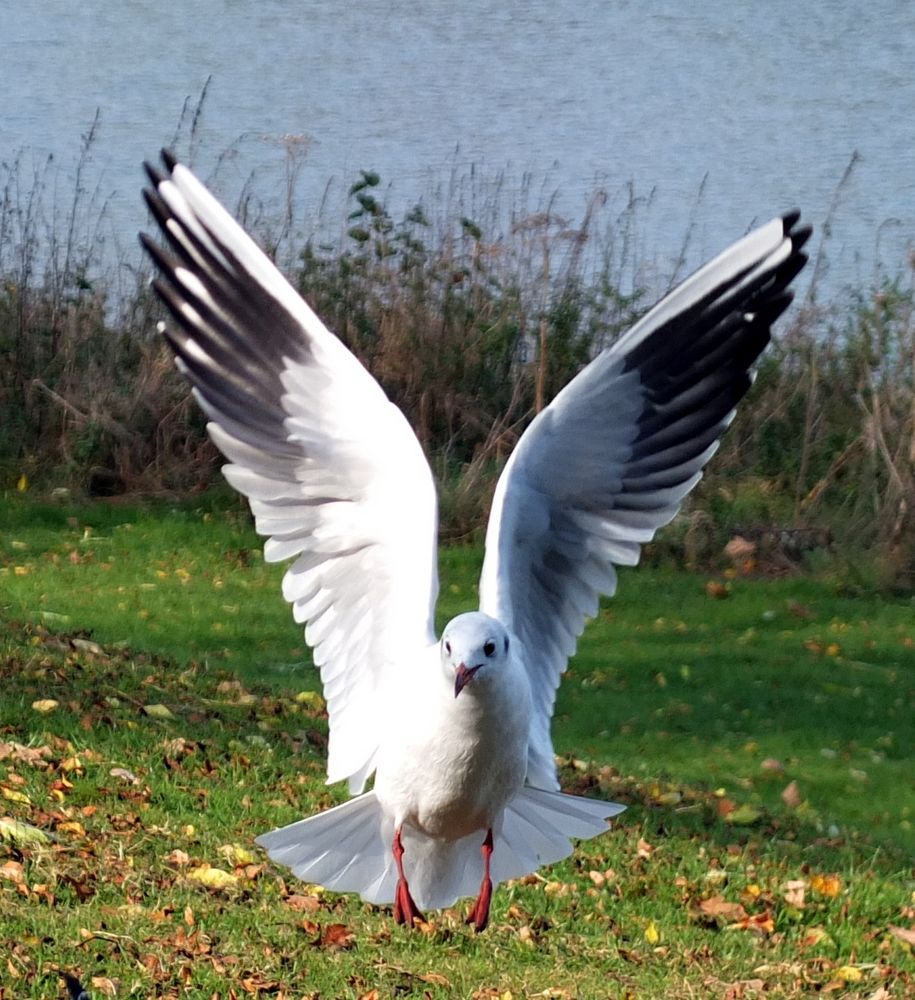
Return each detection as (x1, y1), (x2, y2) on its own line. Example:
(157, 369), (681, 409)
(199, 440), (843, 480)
(140, 151), (809, 931)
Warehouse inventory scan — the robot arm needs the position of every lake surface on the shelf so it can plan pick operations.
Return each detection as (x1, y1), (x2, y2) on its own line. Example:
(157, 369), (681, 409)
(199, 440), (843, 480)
(3, 1), (914, 299)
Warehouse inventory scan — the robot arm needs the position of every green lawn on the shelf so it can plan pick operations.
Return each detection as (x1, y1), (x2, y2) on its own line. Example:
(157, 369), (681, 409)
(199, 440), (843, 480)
(1, 495), (913, 998)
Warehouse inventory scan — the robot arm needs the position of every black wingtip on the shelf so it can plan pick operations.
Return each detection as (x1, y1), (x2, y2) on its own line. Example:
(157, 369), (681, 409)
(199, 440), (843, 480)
(61, 971), (90, 1000)
(161, 148), (179, 171)
(781, 209), (802, 232)
(792, 224), (813, 254)
(143, 159), (167, 189)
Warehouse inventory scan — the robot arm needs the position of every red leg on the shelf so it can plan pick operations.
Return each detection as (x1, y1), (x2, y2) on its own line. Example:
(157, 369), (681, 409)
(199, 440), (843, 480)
(392, 826), (424, 927)
(466, 828), (494, 932)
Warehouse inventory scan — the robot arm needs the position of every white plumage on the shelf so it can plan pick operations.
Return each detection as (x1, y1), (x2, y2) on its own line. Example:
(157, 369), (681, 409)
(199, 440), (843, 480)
(141, 151), (809, 929)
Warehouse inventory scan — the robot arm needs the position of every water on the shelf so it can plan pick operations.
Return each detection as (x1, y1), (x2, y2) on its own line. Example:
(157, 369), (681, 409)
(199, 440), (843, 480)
(3, 0), (914, 297)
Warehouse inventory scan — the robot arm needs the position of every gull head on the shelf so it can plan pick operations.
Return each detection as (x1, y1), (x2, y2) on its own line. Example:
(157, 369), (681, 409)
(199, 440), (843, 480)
(440, 612), (511, 698)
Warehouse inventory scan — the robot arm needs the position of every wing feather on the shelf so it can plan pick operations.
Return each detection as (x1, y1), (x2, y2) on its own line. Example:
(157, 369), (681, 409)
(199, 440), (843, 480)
(141, 152), (439, 793)
(480, 213), (810, 789)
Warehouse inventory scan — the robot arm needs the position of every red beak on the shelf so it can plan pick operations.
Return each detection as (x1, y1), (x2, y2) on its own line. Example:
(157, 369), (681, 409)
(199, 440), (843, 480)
(454, 663), (480, 698)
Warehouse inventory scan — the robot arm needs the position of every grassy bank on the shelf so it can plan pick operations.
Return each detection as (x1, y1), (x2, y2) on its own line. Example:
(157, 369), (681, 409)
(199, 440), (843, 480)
(1, 496), (913, 997)
(2, 143), (914, 577)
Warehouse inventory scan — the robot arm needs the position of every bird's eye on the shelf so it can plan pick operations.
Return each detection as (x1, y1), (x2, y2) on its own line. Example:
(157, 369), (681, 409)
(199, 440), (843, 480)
(444, 640), (451, 655)
(484, 640), (496, 657)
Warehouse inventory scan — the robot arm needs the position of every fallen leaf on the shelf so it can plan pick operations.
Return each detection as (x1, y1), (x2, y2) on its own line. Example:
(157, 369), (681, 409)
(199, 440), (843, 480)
(698, 895), (748, 924)
(217, 843), (257, 866)
(1, 787), (31, 805)
(799, 926), (835, 949)
(888, 925), (915, 946)
(782, 879), (806, 908)
(109, 767), (140, 784)
(835, 965), (864, 983)
(0, 742), (52, 766)
(644, 919), (660, 944)
(728, 911), (775, 935)
(781, 780), (803, 808)
(810, 873), (842, 898)
(187, 865), (239, 890)
(316, 922), (355, 951)
(723, 803), (762, 825)
(294, 690), (326, 711)
(143, 703), (175, 720)
(705, 580), (730, 599)
(284, 893), (321, 913)
(0, 860), (25, 883)
(0, 817), (51, 846)
(31, 699), (59, 714)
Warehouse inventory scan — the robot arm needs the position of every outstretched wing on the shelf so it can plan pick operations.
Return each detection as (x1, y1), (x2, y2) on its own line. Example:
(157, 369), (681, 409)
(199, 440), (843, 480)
(141, 152), (439, 793)
(480, 212), (810, 789)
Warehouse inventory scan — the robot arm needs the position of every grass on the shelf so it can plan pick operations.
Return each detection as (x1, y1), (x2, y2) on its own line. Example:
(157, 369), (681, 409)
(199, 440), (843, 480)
(1, 494), (914, 998)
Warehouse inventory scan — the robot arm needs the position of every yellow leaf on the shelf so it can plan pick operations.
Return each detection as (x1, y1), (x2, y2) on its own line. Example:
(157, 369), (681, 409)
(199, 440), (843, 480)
(218, 843), (257, 866)
(0, 817), (50, 846)
(723, 803), (762, 825)
(31, 699), (59, 714)
(835, 965), (863, 983)
(16, 474), (28, 492)
(187, 864), (239, 889)
(294, 691), (326, 710)
(143, 703), (174, 720)
(644, 919), (660, 944)
(1, 788), (31, 805)
(810, 873), (842, 897)
(57, 821), (86, 837)
(14, 566), (29, 576)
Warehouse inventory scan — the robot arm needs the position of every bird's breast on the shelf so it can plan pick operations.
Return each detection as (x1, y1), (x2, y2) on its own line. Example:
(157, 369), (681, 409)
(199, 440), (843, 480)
(374, 665), (532, 842)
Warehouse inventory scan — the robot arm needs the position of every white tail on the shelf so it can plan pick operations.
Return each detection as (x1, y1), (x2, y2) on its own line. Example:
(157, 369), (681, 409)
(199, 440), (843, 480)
(256, 787), (624, 911)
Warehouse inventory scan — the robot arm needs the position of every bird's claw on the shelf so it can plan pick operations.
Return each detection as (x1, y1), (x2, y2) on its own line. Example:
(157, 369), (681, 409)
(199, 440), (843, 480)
(465, 877), (492, 932)
(393, 878), (424, 927)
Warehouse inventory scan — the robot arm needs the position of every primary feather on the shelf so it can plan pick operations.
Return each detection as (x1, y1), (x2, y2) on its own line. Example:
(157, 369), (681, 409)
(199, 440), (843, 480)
(141, 151), (808, 925)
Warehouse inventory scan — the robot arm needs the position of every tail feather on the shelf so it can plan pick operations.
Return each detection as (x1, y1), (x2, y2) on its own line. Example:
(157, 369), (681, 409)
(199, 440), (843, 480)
(256, 787), (625, 912)
(492, 786), (625, 886)
(256, 791), (398, 904)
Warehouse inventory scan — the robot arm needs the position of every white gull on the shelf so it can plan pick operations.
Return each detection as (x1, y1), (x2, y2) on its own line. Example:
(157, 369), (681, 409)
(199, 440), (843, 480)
(140, 151), (809, 930)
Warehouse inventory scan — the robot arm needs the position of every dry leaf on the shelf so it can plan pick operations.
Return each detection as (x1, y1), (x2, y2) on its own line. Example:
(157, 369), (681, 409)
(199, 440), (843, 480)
(284, 893), (321, 913)
(187, 865), (239, 889)
(143, 703), (175, 720)
(644, 919), (660, 944)
(0, 817), (50, 846)
(217, 843), (257, 866)
(781, 780), (802, 808)
(728, 911), (775, 935)
(698, 895), (748, 923)
(31, 699), (59, 714)
(317, 922), (355, 951)
(723, 803), (762, 825)
(783, 879), (806, 908)
(0, 860), (25, 883)
(888, 925), (915, 946)
(90, 976), (118, 997)
(1, 787), (31, 805)
(799, 926), (834, 949)
(810, 873), (842, 897)
(109, 767), (140, 784)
